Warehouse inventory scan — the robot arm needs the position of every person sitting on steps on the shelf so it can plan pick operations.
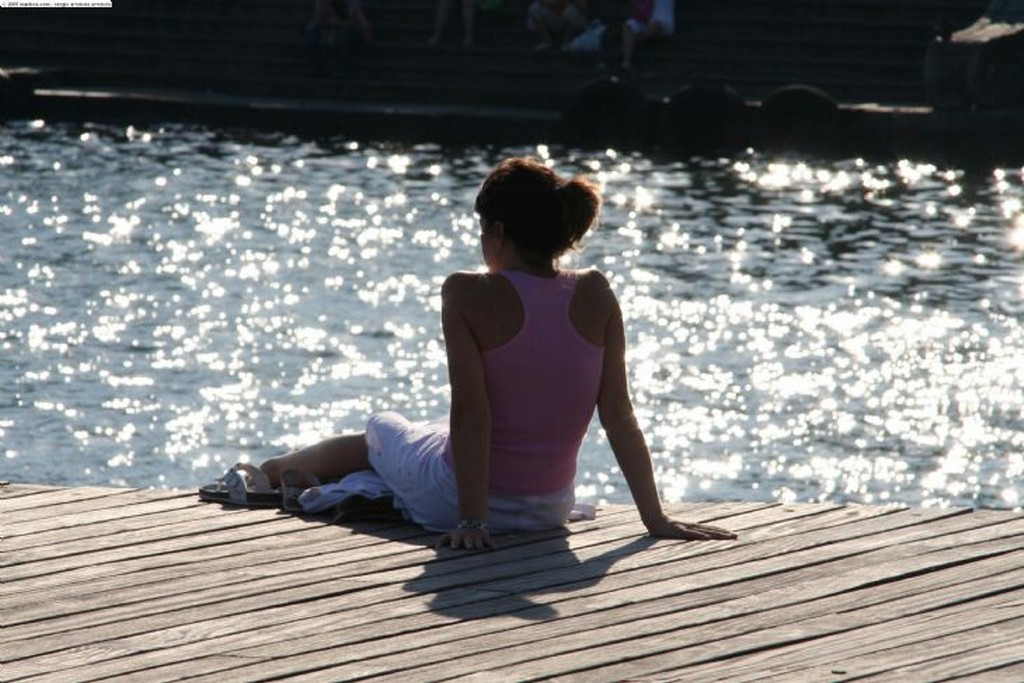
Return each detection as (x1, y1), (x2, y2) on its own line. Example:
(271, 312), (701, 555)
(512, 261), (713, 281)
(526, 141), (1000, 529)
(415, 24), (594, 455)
(306, 0), (372, 74)
(429, 0), (476, 47)
(621, 0), (675, 71)
(527, 0), (588, 51)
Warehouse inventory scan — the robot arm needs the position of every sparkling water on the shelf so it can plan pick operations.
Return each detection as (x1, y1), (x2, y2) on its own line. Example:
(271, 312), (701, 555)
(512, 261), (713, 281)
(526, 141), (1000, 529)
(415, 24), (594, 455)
(2, 120), (1023, 509)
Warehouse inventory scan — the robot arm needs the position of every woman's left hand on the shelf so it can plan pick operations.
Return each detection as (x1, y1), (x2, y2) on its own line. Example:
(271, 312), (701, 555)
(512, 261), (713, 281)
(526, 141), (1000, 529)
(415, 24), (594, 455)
(645, 515), (737, 540)
(436, 527), (496, 550)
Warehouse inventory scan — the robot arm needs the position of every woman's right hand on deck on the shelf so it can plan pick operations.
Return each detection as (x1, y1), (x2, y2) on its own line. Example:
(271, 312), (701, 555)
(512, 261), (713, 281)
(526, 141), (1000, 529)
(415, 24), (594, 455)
(436, 527), (496, 551)
(644, 515), (737, 541)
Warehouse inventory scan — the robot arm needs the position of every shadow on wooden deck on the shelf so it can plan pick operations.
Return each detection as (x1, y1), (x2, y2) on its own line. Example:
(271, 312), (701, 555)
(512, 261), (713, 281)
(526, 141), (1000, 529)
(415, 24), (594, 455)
(4, 483), (1024, 681)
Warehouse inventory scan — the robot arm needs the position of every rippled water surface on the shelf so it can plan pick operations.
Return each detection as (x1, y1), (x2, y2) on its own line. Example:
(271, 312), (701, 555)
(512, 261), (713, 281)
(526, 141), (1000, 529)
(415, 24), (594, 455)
(3, 120), (1023, 509)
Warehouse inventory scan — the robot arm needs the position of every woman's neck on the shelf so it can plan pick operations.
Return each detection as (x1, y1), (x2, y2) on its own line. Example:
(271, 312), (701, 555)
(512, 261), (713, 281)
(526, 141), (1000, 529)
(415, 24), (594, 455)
(498, 250), (557, 277)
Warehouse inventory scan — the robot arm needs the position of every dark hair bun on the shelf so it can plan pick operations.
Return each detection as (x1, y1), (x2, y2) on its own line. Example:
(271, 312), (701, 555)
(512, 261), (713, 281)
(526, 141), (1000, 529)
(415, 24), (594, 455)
(558, 176), (601, 247)
(475, 158), (601, 267)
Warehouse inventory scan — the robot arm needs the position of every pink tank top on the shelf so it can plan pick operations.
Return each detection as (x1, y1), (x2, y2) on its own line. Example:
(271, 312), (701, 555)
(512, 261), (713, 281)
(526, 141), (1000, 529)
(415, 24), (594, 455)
(447, 269), (605, 496)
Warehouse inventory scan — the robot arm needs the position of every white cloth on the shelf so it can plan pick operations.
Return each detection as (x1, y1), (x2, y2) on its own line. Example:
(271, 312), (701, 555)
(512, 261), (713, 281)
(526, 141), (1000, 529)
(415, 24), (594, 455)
(564, 20), (606, 52)
(364, 411), (594, 532)
(298, 470), (392, 514)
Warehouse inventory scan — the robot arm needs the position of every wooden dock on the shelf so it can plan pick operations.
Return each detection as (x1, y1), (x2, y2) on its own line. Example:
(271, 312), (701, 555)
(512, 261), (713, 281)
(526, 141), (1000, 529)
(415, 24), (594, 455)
(4, 485), (1024, 681)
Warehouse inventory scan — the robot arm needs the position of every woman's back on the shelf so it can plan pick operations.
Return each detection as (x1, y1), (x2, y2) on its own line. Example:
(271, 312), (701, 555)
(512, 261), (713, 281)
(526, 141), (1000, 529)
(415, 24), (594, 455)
(443, 268), (613, 495)
(455, 268), (612, 351)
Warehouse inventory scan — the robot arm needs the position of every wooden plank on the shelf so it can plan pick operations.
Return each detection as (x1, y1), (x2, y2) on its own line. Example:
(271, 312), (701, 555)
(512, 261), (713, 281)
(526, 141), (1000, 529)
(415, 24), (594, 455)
(943, 659), (1024, 682)
(5, 487), (1022, 683)
(32, 548), (1024, 683)
(94, 510), (1007, 682)
(0, 483), (61, 499)
(1, 504), (727, 647)
(2, 515), (298, 583)
(8, 498), (307, 551)
(2, 521), (429, 625)
(1, 504), (427, 589)
(0, 505), (880, 634)
(3, 489), (190, 526)
(753, 615), (1024, 681)
(463, 570), (1024, 683)
(337, 556), (1024, 682)
(348, 516), (1019, 679)
(3, 503), (778, 680)
(660, 588), (1024, 682)
(0, 485), (139, 512)
(0, 505), (652, 641)
(3, 509), (638, 624)
(5, 494), (228, 543)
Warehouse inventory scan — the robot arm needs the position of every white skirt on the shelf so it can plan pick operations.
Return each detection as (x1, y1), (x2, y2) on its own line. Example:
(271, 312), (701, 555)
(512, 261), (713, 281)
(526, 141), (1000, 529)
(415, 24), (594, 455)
(365, 411), (581, 533)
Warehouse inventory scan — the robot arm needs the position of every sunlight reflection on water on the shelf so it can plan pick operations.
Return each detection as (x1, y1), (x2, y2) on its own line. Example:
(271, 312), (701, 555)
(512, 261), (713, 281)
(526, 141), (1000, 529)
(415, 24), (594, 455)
(2, 121), (1022, 510)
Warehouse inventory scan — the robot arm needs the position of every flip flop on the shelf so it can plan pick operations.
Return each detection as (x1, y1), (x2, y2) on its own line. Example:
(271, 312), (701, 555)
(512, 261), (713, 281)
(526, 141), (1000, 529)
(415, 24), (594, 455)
(198, 484), (281, 508)
(198, 463), (282, 508)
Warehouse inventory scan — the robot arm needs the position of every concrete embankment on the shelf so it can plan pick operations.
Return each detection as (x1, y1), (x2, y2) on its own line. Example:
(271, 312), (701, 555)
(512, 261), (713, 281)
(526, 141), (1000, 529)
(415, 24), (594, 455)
(1, 0), (1019, 164)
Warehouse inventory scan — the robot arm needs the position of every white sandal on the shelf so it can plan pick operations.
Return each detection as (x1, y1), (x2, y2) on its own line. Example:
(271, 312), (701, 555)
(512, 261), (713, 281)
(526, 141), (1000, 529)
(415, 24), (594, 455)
(198, 463), (281, 508)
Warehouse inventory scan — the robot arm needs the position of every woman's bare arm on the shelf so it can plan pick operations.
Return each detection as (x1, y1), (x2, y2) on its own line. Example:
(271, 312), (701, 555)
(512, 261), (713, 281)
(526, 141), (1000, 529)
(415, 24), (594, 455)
(438, 272), (495, 549)
(596, 280), (736, 541)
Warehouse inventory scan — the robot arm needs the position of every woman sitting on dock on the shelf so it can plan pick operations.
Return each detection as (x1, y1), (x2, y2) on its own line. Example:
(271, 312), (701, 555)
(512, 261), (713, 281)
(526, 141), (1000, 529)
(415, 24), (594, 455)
(225, 157), (736, 549)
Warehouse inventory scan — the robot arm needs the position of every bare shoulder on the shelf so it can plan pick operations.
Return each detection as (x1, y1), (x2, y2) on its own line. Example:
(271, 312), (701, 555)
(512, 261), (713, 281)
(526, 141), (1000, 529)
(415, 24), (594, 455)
(443, 271), (522, 349)
(568, 269), (619, 345)
(442, 271), (511, 310)
(573, 269), (618, 309)
(442, 271), (486, 303)
(574, 268), (611, 289)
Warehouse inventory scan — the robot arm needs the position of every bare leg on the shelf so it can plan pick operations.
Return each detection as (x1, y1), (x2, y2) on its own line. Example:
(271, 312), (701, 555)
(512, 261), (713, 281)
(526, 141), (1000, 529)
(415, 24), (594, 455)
(461, 0), (475, 46)
(260, 433), (369, 487)
(529, 2), (551, 49)
(345, 0), (372, 43)
(623, 21), (664, 69)
(430, 0), (451, 43)
(562, 5), (585, 46)
(621, 23), (637, 68)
